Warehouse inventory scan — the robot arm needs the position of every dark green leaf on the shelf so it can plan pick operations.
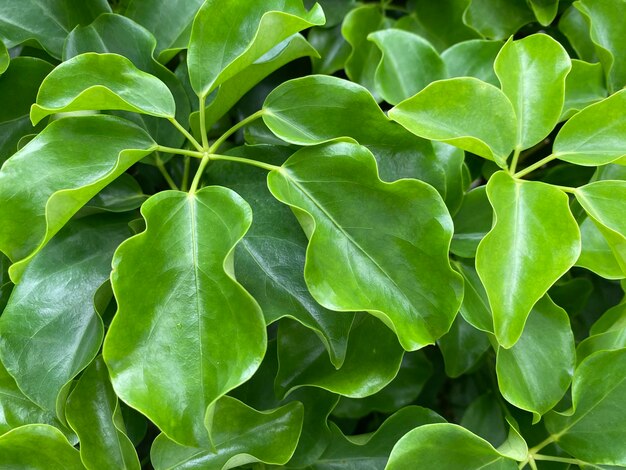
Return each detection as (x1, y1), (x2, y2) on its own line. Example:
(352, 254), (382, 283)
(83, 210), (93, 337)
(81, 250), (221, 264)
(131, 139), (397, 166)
(309, 25), (351, 75)
(460, 394), (507, 447)
(463, 0), (535, 40)
(561, 60), (607, 121)
(559, 5), (597, 62)
(81, 174), (147, 215)
(451, 186), (493, 258)
(439, 314), (490, 378)
(455, 260), (494, 333)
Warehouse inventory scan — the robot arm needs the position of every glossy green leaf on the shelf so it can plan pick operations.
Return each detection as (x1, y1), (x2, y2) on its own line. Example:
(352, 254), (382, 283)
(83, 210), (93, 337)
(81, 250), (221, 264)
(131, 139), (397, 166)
(81, 174), (147, 215)
(497, 419), (528, 461)
(576, 181), (626, 275)
(66, 356), (140, 470)
(31, 53), (176, 124)
(188, 0), (324, 97)
(389, 77), (517, 166)
(267, 142), (463, 351)
(546, 348), (626, 465)
(455, 260), (494, 333)
(151, 397), (303, 470)
(554, 90), (626, 166)
(0, 41), (8, 74)
(368, 29), (446, 105)
(103, 187), (266, 447)
(576, 0), (626, 93)
(494, 34), (571, 150)
(309, 25), (351, 75)
(450, 186), (492, 258)
(561, 60), (607, 121)
(577, 218), (624, 279)
(476, 171), (580, 348)
(496, 296), (575, 418)
(442, 39), (502, 86)
(276, 315), (404, 398)
(439, 314), (490, 378)
(529, 0), (559, 25)
(0, 57), (53, 163)
(308, 0), (356, 28)
(577, 298), (626, 363)
(0, 0), (110, 59)
(559, 5), (597, 62)
(460, 394), (507, 447)
(0, 115), (156, 281)
(463, 0), (535, 40)
(386, 423), (517, 470)
(0, 215), (132, 412)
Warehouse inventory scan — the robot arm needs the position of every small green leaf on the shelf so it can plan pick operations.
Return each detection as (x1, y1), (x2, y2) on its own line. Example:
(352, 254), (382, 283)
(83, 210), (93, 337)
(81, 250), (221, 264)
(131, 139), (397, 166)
(31, 53), (176, 124)
(559, 5), (597, 62)
(389, 77), (517, 166)
(546, 349), (626, 465)
(577, 218), (624, 279)
(81, 174), (147, 215)
(0, 40), (8, 74)
(441, 39), (503, 86)
(103, 187), (266, 447)
(450, 186), (493, 258)
(577, 299), (626, 363)
(455, 260), (494, 333)
(528, 0), (559, 25)
(188, 0), (324, 97)
(460, 394), (507, 446)
(476, 171), (580, 348)
(309, 24), (351, 75)
(386, 423), (517, 470)
(368, 29), (446, 105)
(439, 314), (490, 378)
(561, 60), (608, 121)
(267, 142), (463, 351)
(496, 296), (575, 418)
(494, 34), (571, 150)
(463, 0), (535, 40)
(150, 397), (304, 469)
(66, 356), (140, 470)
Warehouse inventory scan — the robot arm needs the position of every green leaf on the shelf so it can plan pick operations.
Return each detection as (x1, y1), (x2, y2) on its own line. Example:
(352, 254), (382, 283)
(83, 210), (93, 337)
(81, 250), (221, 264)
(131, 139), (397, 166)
(386, 423), (517, 470)
(275, 315), (404, 398)
(368, 29), (446, 105)
(389, 77), (517, 166)
(561, 60), (608, 121)
(0, 115), (156, 281)
(66, 356), (140, 470)
(0, 215), (132, 412)
(150, 397), (304, 470)
(463, 0), (535, 40)
(31, 53), (176, 125)
(80, 174), (147, 215)
(496, 296), (575, 418)
(546, 349), (626, 465)
(267, 142), (463, 351)
(441, 39), (503, 86)
(575, 0), (626, 93)
(439, 314), (490, 378)
(0, 57), (53, 163)
(494, 34), (571, 150)
(575, 181), (626, 275)
(559, 5), (597, 62)
(577, 299), (626, 363)
(455, 260), (494, 333)
(476, 171), (580, 348)
(450, 186), (493, 258)
(0, 40), (8, 74)
(103, 187), (266, 447)
(0, 0), (110, 59)
(577, 218), (625, 279)
(309, 25), (351, 75)
(528, 0), (559, 25)
(460, 394), (507, 447)
(188, 0), (324, 97)
(554, 89), (626, 166)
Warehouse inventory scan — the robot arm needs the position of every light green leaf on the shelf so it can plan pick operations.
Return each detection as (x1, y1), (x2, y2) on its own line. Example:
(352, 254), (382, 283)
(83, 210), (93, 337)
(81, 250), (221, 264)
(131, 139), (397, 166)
(0, 0), (110, 59)
(308, 0), (356, 28)
(386, 423), (517, 470)
(463, 0), (535, 39)
(577, 217), (624, 279)
(389, 77), (517, 166)
(476, 171), (580, 348)
(368, 29), (446, 105)
(497, 418), (528, 461)
(0, 40), (8, 74)
(0, 115), (156, 281)
(442, 39), (503, 86)
(267, 142), (463, 351)
(529, 0), (559, 25)
(494, 34), (571, 150)
(554, 90), (626, 166)
(496, 296), (575, 418)
(103, 187), (266, 447)
(546, 349), (626, 465)
(0, 215), (132, 413)
(561, 60), (607, 121)
(188, 0), (324, 97)
(309, 25), (351, 75)
(67, 356), (139, 470)
(31, 53), (176, 125)
(450, 186), (493, 258)
(151, 397), (303, 470)
(559, 5), (597, 62)
(276, 315), (404, 398)
(576, 180), (626, 275)
(439, 314), (490, 378)
(575, 0), (626, 93)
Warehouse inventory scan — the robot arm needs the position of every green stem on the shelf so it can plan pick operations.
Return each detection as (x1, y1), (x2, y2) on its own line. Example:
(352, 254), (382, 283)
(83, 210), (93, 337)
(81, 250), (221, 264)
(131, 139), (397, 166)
(181, 156), (190, 192)
(208, 109), (265, 154)
(209, 154), (280, 172)
(528, 458), (538, 470)
(528, 435), (557, 455)
(509, 146), (522, 174)
(189, 154), (210, 194)
(199, 94), (209, 150)
(513, 154), (557, 178)
(534, 454), (587, 465)
(156, 145), (204, 158)
(551, 184), (577, 194)
(168, 117), (204, 152)
(155, 154), (179, 191)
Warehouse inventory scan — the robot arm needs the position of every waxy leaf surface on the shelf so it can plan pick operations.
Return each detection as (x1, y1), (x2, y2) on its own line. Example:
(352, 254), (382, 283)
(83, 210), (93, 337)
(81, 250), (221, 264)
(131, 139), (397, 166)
(267, 142), (463, 351)
(441, 39), (502, 86)
(561, 60), (607, 121)
(104, 187), (266, 447)
(577, 217), (624, 279)
(463, 0), (534, 39)
(529, 0), (559, 25)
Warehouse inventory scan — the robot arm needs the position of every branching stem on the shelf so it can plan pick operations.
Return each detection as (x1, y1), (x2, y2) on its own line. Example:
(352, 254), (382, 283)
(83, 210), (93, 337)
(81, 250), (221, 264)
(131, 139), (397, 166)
(513, 154), (558, 178)
(209, 154), (280, 172)
(168, 117), (204, 152)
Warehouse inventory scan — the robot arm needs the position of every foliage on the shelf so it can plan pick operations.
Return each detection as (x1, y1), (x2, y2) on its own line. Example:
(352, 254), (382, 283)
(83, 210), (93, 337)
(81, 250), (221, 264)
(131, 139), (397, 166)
(0, 0), (625, 468)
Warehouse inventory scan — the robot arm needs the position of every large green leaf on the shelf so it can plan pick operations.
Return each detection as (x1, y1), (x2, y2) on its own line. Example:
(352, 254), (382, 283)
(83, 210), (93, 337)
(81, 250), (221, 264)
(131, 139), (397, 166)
(66, 356), (139, 470)
(476, 171), (580, 348)
(31, 53), (176, 124)
(553, 89), (626, 166)
(561, 60), (607, 121)
(267, 142), (463, 351)
(462, 0), (535, 40)
(150, 397), (304, 470)
(545, 349), (626, 465)
(103, 187), (266, 447)
(188, 0), (324, 97)
(368, 29), (446, 105)
(0, 115), (156, 281)
(577, 217), (625, 279)
(441, 39), (502, 86)
(494, 34), (571, 150)
(386, 423), (517, 469)
(0, 0), (110, 59)
(496, 296), (575, 418)
(389, 77), (516, 166)
(0, 215), (132, 412)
